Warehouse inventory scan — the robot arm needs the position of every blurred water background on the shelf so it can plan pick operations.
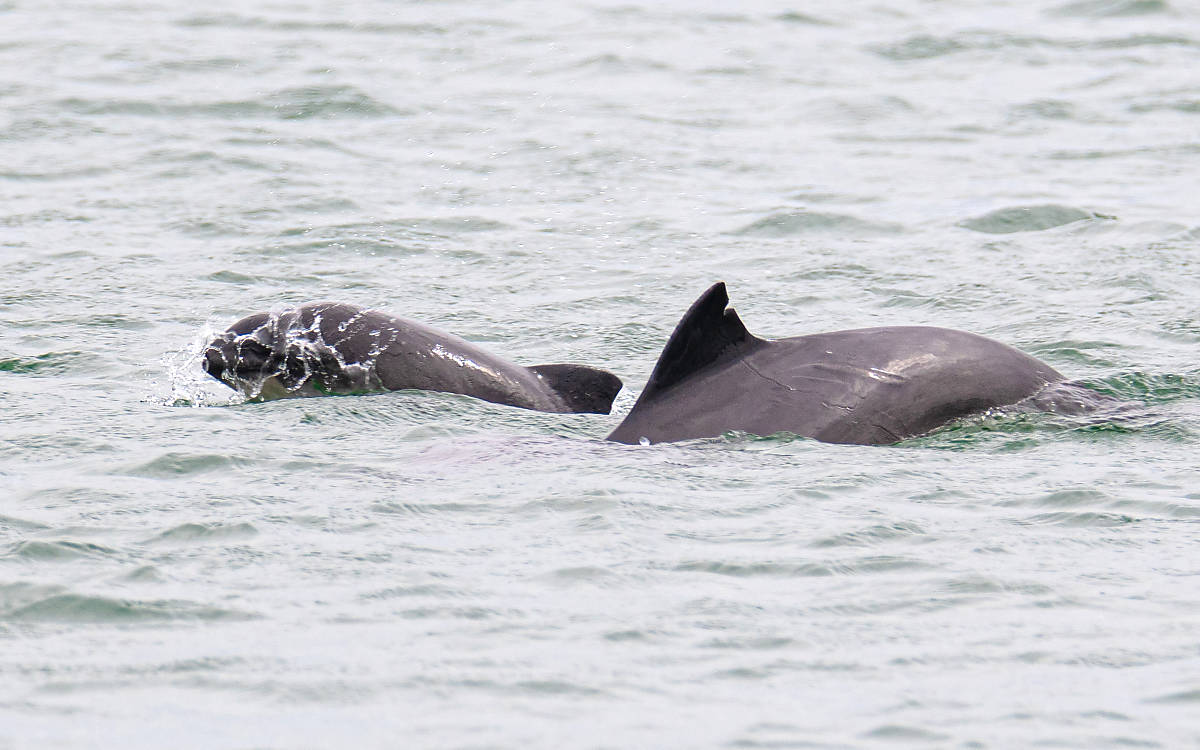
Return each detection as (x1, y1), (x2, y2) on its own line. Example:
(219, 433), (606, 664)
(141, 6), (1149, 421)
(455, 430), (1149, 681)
(2, 0), (1200, 747)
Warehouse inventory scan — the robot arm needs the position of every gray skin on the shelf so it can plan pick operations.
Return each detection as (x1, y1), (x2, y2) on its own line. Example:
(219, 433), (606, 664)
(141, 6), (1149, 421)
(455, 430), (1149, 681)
(203, 302), (622, 414)
(608, 283), (1103, 445)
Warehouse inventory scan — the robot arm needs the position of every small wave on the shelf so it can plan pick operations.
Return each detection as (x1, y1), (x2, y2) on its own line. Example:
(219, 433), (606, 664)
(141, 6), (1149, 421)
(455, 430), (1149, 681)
(1091, 33), (1194, 49)
(120, 565), (164, 582)
(1146, 688), (1200, 704)
(409, 216), (511, 234)
(805, 94), (917, 124)
(144, 522), (259, 545)
(0, 351), (98, 376)
(566, 53), (671, 74)
(397, 606), (499, 621)
(124, 453), (249, 478)
(675, 555), (931, 578)
(370, 499), (492, 516)
(1089, 372), (1200, 403)
(862, 725), (950, 742)
(873, 34), (966, 61)
(0, 514), (50, 532)
(1129, 98), (1200, 115)
(57, 85), (399, 121)
(165, 218), (254, 238)
(3, 593), (252, 623)
(873, 29), (1193, 64)
(175, 13), (449, 36)
(775, 11), (833, 25)
(1022, 489), (1110, 508)
(675, 560), (833, 577)
(360, 584), (460, 600)
(809, 522), (927, 548)
(1050, 0), (1170, 16)
(258, 217), (507, 257)
(514, 680), (605, 696)
(603, 629), (653, 642)
(543, 566), (621, 586)
(1009, 99), (1078, 121)
(1051, 143), (1200, 160)
(154, 56), (246, 73)
(1016, 511), (1137, 527)
(699, 636), (794, 650)
(958, 205), (1111, 234)
(732, 210), (903, 237)
(205, 269), (258, 284)
(938, 575), (1053, 596)
(3, 540), (119, 562)
(246, 236), (430, 259)
(1027, 339), (1124, 367)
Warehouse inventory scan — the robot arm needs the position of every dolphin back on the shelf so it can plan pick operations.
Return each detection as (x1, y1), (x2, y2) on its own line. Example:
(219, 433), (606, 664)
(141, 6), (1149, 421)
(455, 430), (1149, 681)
(608, 282), (1070, 445)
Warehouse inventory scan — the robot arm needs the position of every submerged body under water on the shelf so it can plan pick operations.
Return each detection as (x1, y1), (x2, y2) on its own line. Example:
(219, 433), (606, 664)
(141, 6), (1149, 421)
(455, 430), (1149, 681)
(2, 0), (1200, 747)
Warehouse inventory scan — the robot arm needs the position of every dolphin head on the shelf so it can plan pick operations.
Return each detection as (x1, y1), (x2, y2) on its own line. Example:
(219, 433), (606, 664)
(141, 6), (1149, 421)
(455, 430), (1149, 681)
(202, 305), (369, 398)
(202, 312), (289, 396)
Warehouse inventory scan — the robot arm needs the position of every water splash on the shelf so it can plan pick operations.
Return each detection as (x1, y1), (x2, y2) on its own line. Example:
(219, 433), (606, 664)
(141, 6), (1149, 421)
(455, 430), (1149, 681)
(153, 321), (244, 407)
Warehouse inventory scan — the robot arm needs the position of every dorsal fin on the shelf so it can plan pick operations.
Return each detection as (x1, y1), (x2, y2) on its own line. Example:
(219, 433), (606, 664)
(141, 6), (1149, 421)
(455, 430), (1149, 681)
(640, 282), (763, 400)
(527, 364), (623, 414)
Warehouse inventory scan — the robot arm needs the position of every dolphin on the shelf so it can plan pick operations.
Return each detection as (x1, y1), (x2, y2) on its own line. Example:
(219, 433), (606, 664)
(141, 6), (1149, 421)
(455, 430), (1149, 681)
(203, 302), (622, 414)
(608, 282), (1107, 445)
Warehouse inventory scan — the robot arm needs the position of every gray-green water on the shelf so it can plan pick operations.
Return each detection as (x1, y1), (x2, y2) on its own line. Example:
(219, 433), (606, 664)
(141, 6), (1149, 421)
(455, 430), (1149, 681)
(3, 0), (1200, 747)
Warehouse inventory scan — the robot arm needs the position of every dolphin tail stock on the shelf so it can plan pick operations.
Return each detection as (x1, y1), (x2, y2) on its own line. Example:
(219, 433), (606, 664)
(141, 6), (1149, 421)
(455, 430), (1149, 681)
(635, 281), (765, 402)
(527, 364), (624, 414)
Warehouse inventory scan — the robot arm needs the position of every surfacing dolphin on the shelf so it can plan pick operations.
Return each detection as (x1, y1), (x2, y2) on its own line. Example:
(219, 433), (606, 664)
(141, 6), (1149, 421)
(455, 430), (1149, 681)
(203, 302), (623, 414)
(608, 282), (1111, 445)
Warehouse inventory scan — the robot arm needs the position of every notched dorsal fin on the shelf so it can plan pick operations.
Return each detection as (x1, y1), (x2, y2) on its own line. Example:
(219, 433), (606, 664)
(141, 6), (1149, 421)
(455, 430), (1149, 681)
(641, 282), (763, 399)
(528, 364), (623, 414)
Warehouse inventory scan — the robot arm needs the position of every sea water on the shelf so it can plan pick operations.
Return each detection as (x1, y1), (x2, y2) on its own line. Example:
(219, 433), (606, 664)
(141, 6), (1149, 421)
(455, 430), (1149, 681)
(2, 0), (1199, 747)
